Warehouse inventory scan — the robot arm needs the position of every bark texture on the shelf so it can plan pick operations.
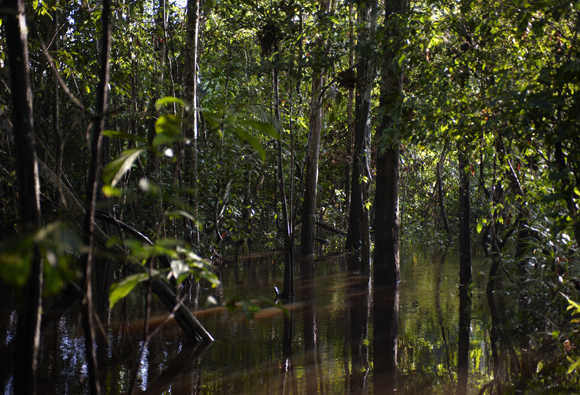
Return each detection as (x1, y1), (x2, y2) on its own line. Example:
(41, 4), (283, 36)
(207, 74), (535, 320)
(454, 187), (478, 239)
(300, 0), (330, 256)
(80, 1), (113, 392)
(3, 1), (43, 393)
(373, 0), (405, 285)
(345, 0), (376, 251)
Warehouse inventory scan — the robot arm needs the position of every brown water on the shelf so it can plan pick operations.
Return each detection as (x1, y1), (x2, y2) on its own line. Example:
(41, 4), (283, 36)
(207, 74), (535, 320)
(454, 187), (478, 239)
(1, 246), (493, 394)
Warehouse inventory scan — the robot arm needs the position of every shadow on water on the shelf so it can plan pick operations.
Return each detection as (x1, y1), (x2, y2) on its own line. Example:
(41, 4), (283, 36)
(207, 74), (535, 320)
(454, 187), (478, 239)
(1, 245), (499, 394)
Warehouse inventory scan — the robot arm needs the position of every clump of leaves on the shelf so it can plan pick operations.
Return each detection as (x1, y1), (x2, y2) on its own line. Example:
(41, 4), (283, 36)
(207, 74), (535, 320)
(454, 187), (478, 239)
(0, 222), (81, 296)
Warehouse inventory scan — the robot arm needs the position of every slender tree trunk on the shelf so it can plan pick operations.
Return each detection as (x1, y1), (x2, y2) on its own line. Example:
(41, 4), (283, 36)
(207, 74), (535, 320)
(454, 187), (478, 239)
(300, 0), (331, 257)
(554, 142), (580, 248)
(437, 143), (452, 235)
(274, 65), (295, 299)
(184, 0), (201, 245)
(458, 148), (472, 290)
(457, 146), (472, 395)
(344, 1), (355, 216)
(373, 0), (404, 285)
(80, 1), (112, 393)
(147, 0), (167, 179)
(4, 1), (43, 393)
(345, 0), (376, 251)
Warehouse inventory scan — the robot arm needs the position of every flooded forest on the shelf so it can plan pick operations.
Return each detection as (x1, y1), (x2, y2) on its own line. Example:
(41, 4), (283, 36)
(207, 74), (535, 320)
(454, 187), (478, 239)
(1, 0), (580, 394)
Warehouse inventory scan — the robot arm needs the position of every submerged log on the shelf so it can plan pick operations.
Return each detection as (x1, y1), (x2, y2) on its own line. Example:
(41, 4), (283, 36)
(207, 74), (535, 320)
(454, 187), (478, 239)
(37, 159), (213, 343)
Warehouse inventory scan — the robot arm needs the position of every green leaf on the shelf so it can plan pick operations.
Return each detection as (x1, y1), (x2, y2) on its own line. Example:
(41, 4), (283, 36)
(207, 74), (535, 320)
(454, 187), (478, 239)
(109, 272), (149, 309)
(155, 97), (185, 111)
(0, 235), (34, 287)
(102, 185), (122, 197)
(155, 114), (182, 135)
(541, 193), (568, 203)
(237, 118), (280, 140)
(231, 127), (266, 161)
(170, 259), (190, 285)
(530, 99), (553, 114)
(103, 148), (145, 187)
(152, 132), (183, 148)
(103, 130), (139, 140)
(567, 359), (579, 374)
(477, 222), (483, 233)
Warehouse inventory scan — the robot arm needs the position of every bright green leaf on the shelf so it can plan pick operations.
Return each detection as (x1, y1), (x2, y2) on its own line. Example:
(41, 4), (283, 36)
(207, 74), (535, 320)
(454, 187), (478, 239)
(152, 132), (183, 148)
(155, 114), (181, 135)
(155, 97), (186, 111)
(109, 272), (149, 309)
(103, 148), (145, 187)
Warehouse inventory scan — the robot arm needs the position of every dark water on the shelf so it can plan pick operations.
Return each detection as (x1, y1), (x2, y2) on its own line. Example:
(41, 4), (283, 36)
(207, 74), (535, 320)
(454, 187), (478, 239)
(1, 246), (494, 394)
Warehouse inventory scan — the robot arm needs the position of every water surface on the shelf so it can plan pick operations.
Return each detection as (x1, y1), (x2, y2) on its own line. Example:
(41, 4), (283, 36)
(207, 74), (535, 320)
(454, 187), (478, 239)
(1, 246), (494, 394)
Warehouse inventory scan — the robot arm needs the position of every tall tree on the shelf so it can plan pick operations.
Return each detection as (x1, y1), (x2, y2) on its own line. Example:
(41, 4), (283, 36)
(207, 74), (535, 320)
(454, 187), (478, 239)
(345, 0), (377, 252)
(373, 0), (406, 285)
(457, 146), (472, 395)
(80, 0), (112, 393)
(300, 0), (331, 257)
(184, 0), (201, 245)
(3, 1), (43, 393)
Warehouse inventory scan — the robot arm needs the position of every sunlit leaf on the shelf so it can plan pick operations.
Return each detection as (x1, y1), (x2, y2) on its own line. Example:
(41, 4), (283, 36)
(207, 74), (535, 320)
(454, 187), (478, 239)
(103, 148), (145, 187)
(109, 272), (149, 309)
(155, 114), (182, 135)
(170, 259), (190, 285)
(155, 96), (186, 111)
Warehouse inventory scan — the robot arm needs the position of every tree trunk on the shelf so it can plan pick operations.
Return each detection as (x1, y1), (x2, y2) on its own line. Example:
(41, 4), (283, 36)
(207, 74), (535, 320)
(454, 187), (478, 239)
(300, 0), (331, 257)
(147, 0), (167, 179)
(80, 1), (112, 393)
(4, 1), (43, 393)
(373, 0), (404, 285)
(345, 0), (376, 251)
(458, 148), (472, 290)
(273, 65), (295, 299)
(184, 0), (201, 245)
(457, 145), (472, 395)
(344, 1), (355, 216)
(554, 142), (580, 248)
(437, 143), (452, 235)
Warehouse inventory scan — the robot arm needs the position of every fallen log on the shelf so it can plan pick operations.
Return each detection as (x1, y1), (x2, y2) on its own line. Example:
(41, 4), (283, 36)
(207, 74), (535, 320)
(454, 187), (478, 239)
(37, 159), (213, 342)
(315, 221), (347, 236)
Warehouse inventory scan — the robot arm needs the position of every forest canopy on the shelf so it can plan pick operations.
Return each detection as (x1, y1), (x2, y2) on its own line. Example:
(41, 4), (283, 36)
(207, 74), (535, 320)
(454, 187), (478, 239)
(1, 0), (580, 393)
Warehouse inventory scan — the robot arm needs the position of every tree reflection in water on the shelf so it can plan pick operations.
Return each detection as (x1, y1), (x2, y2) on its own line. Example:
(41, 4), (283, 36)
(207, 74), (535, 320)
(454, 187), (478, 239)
(1, 248), (500, 394)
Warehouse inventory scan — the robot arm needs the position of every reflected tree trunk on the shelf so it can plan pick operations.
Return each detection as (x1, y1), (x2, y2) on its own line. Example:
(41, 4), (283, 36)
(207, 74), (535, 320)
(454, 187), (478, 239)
(457, 285), (471, 395)
(4, 1), (43, 393)
(300, 257), (318, 395)
(347, 254), (370, 393)
(373, 284), (399, 394)
(279, 301), (296, 395)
